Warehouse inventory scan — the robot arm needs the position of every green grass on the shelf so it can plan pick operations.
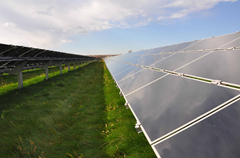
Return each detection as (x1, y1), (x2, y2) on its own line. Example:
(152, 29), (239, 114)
(0, 61), (155, 158)
(0, 63), (90, 95)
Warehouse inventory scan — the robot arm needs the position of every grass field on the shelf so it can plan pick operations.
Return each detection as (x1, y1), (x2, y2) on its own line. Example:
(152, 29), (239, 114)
(0, 61), (155, 158)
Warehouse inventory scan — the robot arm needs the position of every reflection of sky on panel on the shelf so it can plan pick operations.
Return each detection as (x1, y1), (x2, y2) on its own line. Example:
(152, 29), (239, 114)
(152, 51), (208, 71)
(105, 61), (118, 70)
(154, 100), (240, 158)
(179, 50), (240, 85)
(130, 54), (172, 66)
(115, 54), (175, 83)
(114, 54), (172, 82)
(155, 40), (198, 54)
(115, 66), (143, 81)
(223, 38), (240, 48)
(114, 54), (171, 82)
(108, 56), (148, 74)
(124, 55), (153, 65)
(106, 61), (126, 72)
(107, 57), (136, 72)
(126, 40), (198, 56)
(126, 75), (239, 141)
(111, 64), (132, 76)
(118, 69), (164, 95)
(182, 32), (240, 51)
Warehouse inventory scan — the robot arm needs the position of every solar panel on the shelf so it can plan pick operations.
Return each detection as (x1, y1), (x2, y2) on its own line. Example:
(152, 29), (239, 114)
(151, 51), (209, 71)
(106, 62), (129, 74)
(0, 43), (98, 88)
(114, 65), (144, 82)
(153, 99), (240, 158)
(125, 74), (239, 142)
(178, 50), (240, 86)
(182, 32), (240, 51)
(104, 32), (240, 158)
(149, 40), (199, 55)
(109, 54), (173, 82)
(118, 69), (165, 95)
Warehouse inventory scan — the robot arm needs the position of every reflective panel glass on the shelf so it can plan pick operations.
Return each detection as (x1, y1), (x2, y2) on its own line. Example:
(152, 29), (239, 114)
(182, 32), (240, 51)
(178, 50), (240, 85)
(152, 52), (208, 71)
(113, 54), (173, 82)
(130, 54), (173, 66)
(155, 41), (198, 54)
(105, 61), (122, 71)
(115, 65), (143, 82)
(154, 100), (240, 158)
(111, 64), (133, 76)
(125, 74), (239, 142)
(118, 69), (165, 95)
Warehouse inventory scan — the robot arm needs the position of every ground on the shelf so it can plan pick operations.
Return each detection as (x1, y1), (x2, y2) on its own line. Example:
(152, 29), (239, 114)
(0, 61), (155, 158)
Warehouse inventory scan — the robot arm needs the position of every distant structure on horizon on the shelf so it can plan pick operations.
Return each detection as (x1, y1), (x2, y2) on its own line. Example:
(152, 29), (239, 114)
(89, 54), (120, 59)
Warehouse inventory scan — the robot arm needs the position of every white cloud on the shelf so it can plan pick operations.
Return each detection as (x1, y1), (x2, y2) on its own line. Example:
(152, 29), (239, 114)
(163, 0), (237, 19)
(61, 39), (72, 43)
(157, 16), (166, 20)
(0, 0), (237, 48)
(3, 22), (16, 27)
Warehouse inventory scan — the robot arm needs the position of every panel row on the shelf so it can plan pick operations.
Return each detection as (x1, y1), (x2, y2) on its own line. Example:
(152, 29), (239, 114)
(105, 32), (240, 158)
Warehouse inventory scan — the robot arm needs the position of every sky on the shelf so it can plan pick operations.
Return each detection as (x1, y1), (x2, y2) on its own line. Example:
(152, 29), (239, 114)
(0, 0), (240, 55)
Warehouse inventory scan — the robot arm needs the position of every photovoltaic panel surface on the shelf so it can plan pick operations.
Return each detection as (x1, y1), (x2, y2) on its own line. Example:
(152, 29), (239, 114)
(104, 32), (240, 158)
(153, 99), (240, 158)
(114, 65), (143, 82)
(149, 40), (199, 54)
(125, 74), (239, 142)
(181, 32), (240, 51)
(179, 49), (240, 85)
(109, 54), (174, 82)
(118, 69), (165, 95)
(151, 51), (209, 71)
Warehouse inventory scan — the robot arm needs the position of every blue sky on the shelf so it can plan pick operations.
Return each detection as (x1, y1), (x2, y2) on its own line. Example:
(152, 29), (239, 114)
(0, 0), (239, 55)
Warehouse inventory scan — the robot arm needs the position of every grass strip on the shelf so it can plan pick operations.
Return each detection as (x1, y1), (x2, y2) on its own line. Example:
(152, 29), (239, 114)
(0, 63), (90, 95)
(102, 62), (155, 157)
(0, 60), (155, 158)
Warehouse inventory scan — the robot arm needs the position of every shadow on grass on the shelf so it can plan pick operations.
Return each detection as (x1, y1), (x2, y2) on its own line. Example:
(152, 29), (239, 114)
(0, 67), (61, 86)
(0, 61), (155, 158)
(0, 61), (108, 157)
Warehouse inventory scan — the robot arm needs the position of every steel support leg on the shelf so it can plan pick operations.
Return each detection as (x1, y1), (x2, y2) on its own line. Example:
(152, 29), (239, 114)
(60, 65), (62, 74)
(17, 71), (23, 89)
(45, 67), (49, 80)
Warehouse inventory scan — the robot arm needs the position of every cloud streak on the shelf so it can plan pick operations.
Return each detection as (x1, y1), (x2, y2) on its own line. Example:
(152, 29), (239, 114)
(0, 0), (237, 48)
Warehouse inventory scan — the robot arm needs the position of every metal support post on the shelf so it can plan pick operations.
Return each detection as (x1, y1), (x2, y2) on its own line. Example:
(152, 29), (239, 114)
(56, 62), (63, 75)
(68, 64), (70, 71)
(74, 63), (76, 70)
(17, 71), (23, 89)
(59, 65), (62, 74)
(6, 61), (27, 89)
(78, 62), (79, 68)
(45, 68), (49, 80)
(41, 61), (51, 80)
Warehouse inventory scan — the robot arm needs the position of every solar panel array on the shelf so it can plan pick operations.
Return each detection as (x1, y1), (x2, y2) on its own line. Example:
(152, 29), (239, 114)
(0, 43), (98, 88)
(104, 32), (240, 158)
